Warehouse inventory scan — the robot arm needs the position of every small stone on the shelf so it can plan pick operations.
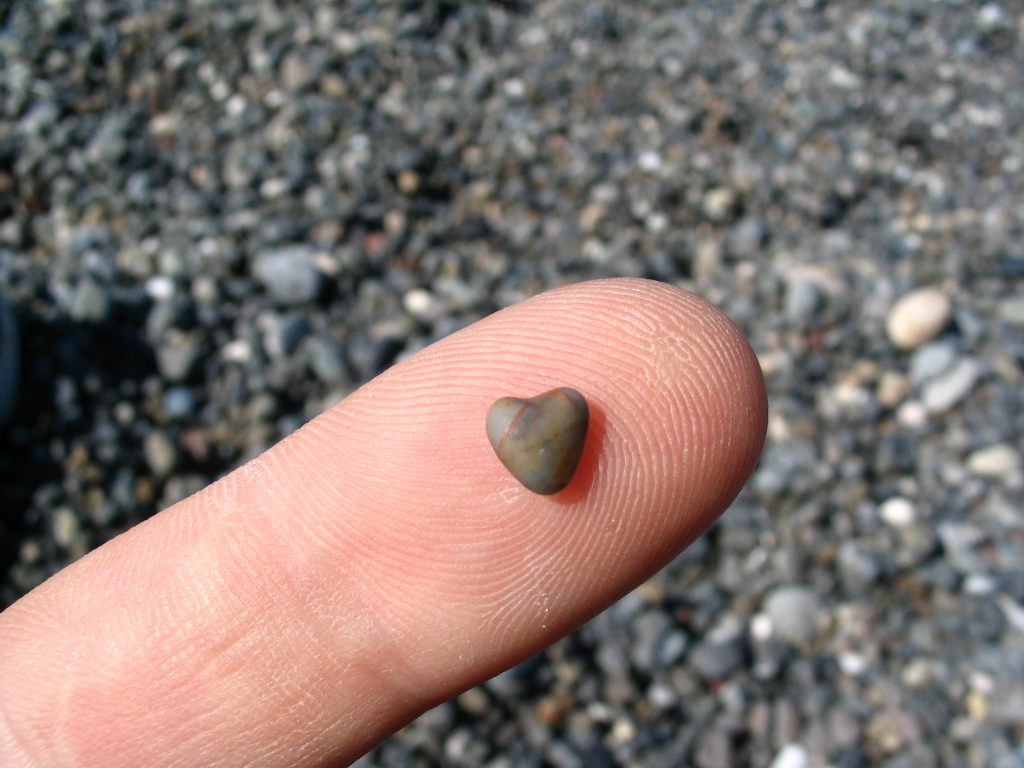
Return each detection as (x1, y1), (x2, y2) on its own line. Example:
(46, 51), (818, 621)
(252, 246), (322, 305)
(144, 431), (178, 478)
(145, 275), (177, 302)
(937, 522), (986, 574)
(896, 400), (929, 428)
(886, 287), (953, 349)
(403, 288), (445, 322)
(838, 652), (868, 676)
(763, 586), (820, 645)
(921, 357), (981, 413)
(997, 293), (1024, 325)
(221, 339), (253, 364)
(456, 687), (489, 716)
(879, 497), (917, 528)
(281, 50), (320, 92)
(486, 388), (589, 495)
(703, 186), (737, 221)
(51, 507), (81, 549)
(694, 728), (732, 768)
(397, 169), (420, 194)
(966, 443), (1021, 478)
(837, 541), (881, 592)
(770, 744), (810, 768)
(909, 341), (958, 384)
(162, 386), (195, 419)
(729, 218), (765, 258)
(693, 239), (722, 280)
(157, 330), (201, 382)
(259, 312), (310, 359)
(68, 278), (110, 323)
(876, 371), (912, 407)
(688, 637), (745, 680)
(784, 280), (820, 324)
(307, 335), (349, 385)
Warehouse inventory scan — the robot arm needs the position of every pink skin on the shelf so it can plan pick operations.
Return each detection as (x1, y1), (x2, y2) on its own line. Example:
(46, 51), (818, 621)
(0, 279), (767, 768)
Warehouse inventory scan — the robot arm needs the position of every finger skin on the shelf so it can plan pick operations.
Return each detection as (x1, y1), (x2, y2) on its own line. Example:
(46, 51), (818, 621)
(0, 279), (767, 768)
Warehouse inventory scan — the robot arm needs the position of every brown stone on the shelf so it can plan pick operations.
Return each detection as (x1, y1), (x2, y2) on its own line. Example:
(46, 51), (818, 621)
(486, 387), (589, 495)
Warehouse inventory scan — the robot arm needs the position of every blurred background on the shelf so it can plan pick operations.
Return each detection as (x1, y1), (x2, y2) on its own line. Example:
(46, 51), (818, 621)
(1, 1), (1023, 767)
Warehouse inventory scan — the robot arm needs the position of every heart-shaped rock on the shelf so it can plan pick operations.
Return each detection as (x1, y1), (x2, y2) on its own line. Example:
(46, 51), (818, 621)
(486, 387), (589, 495)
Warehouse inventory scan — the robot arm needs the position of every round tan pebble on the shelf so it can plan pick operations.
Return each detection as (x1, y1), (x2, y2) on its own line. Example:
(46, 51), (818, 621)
(486, 387), (589, 495)
(966, 443), (1021, 478)
(886, 287), (953, 350)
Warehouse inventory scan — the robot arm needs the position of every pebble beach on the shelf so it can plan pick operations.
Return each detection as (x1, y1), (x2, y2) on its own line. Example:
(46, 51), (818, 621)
(2, 2), (1024, 767)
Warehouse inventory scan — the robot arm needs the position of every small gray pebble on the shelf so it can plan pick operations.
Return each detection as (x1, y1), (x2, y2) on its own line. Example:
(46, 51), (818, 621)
(921, 357), (982, 413)
(763, 585), (821, 645)
(162, 386), (195, 419)
(307, 336), (349, 384)
(909, 341), (958, 384)
(784, 280), (820, 324)
(997, 293), (1024, 325)
(694, 727), (733, 768)
(259, 311), (310, 359)
(157, 331), (201, 382)
(68, 278), (110, 323)
(252, 247), (322, 305)
(630, 610), (673, 672)
(837, 542), (881, 593)
(689, 638), (745, 680)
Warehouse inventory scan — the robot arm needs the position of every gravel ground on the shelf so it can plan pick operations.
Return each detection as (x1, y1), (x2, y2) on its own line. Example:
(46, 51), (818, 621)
(2, 1), (1024, 767)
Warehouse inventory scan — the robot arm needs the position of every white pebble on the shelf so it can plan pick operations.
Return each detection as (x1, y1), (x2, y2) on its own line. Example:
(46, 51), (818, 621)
(403, 288), (443, 321)
(770, 744), (810, 768)
(750, 612), (774, 642)
(922, 358), (981, 413)
(896, 399), (928, 428)
(52, 507), (81, 549)
(886, 287), (953, 349)
(638, 150), (662, 171)
(145, 275), (176, 301)
(144, 431), (177, 478)
(966, 443), (1021, 478)
(503, 78), (526, 99)
(221, 339), (253, 363)
(962, 574), (998, 595)
(879, 497), (916, 528)
(838, 652), (868, 676)
(998, 595), (1024, 633)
